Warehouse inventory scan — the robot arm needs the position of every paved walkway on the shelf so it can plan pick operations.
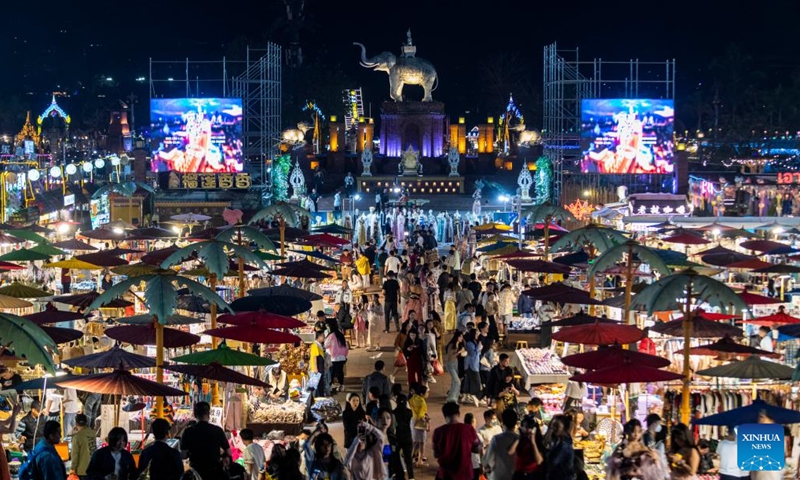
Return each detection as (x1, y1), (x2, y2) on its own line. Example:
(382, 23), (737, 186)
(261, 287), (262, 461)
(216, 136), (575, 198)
(322, 328), (519, 480)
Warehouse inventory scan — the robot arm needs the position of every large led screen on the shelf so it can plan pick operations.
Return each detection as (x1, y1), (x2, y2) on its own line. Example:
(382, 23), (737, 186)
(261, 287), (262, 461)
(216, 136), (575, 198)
(150, 98), (243, 173)
(581, 99), (674, 174)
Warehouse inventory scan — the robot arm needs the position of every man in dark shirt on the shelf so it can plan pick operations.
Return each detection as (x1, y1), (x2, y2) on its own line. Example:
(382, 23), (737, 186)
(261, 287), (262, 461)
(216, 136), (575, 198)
(382, 271), (401, 332)
(363, 241), (377, 267)
(15, 400), (44, 453)
(437, 265), (451, 309)
(0, 366), (22, 390)
(467, 274), (482, 302)
(181, 402), (231, 480)
(139, 418), (183, 480)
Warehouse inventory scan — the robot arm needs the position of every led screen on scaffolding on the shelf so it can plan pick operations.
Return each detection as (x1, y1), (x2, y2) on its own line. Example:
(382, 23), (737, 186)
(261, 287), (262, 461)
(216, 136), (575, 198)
(150, 98), (243, 173)
(580, 99), (675, 174)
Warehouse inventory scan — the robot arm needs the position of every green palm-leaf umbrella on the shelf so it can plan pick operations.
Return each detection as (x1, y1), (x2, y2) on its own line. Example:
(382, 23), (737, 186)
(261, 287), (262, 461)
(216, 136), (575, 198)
(0, 313), (57, 373)
(214, 226), (276, 300)
(215, 225), (276, 251)
(161, 240), (267, 280)
(171, 342), (276, 366)
(551, 224), (629, 308)
(92, 181), (155, 199)
(248, 202), (311, 256)
(550, 223), (629, 254)
(630, 269), (748, 424)
(88, 272), (231, 417)
(589, 240), (671, 324)
(523, 203), (575, 257)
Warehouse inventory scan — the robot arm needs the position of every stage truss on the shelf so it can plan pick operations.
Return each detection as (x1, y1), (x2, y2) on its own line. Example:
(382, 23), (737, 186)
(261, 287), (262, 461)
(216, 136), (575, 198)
(149, 44), (282, 186)
(542, 43), (675, 203)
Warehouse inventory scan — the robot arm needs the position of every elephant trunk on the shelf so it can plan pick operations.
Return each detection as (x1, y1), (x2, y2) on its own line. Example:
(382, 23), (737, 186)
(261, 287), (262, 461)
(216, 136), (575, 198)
(354, 42), (377, 67)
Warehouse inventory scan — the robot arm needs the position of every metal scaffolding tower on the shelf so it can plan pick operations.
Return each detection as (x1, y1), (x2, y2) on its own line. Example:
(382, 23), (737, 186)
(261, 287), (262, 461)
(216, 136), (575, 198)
(149, 43), (282, 186)
(542, 43), (675, 203)
(232, 44), (282, 175)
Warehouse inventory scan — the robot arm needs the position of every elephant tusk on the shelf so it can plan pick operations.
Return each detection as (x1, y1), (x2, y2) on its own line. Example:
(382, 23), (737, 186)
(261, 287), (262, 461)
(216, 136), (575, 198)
(360, 61), (377, 68)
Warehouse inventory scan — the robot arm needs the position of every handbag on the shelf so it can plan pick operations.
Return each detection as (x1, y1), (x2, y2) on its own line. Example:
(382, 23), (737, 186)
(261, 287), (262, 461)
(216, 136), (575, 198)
(394, 350), (407, 368)
(414, 417), (430, 431)
(432, 359), (444, 376)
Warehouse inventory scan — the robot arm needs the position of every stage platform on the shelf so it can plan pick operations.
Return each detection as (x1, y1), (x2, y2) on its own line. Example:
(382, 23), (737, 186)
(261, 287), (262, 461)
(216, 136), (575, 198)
(357, 176), (465, 194)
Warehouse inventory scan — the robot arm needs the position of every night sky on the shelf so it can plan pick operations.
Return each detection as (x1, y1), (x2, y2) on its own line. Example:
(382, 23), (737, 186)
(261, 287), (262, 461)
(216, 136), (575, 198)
(3, 0), (800, 129)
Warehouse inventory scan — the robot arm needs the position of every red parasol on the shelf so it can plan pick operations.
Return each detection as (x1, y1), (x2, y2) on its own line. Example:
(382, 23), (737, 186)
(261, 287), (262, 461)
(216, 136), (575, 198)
(673, 309), (740, 322)
(54, 291), (133, 308)
(504, 259), (571, 274)
(561, 344), (670, 369)
(58, 368), (187, 396)
(217, 312), (306, 329)
(738, 291), (784, 305)
(0, 260), (23, 271)
(688, 335), (779, 358)
(726, 258), (775, 270)
(204, 325), (302, 344)
(551, 322), (645, 345)
(141, 246), (196, 266)
(300, 233), (350, 247)
(62, 345), (157, 369)
(78, 228), (126, 241)
(533, 222), (570, 233)
(23, 303), (86, 325)
(51, 239), (98, 251)
(740, 240), (786, 253)
(650, 317), (743, 338)
(75, 252), (128, 267)
(41, 326), (83, 344)
(545, 313), (618, 327)
(752, 264), (800, 274)
(493, 250), (539, 260)
(701, 252), (755, 267)
(742, 306), (800, 326)
(105, 324), (201, 348)
(570, 360), (684, 384)
(696, 245), (740, 256)
(163, 362), (270, 388)
(521, 282), (603, 306)
(663, 233), (711, 245)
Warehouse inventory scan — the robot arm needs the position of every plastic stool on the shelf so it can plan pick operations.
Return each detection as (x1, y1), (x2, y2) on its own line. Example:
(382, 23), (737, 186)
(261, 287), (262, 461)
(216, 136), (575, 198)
(515, 340), (528, 350)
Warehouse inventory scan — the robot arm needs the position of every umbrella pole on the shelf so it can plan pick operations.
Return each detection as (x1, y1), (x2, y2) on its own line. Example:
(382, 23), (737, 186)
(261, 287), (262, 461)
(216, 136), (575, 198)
(210, 274), (220, 406)
(279, 217), (286, 257)
(115, 394), (121, 428)
(544, 216), (551, 260)
(237, 228), (246, 299)
(680, 277), (694, 425)
(155, 321), (164, 419)
(588, 245), (597, 316)
(623, 242), (635, 327)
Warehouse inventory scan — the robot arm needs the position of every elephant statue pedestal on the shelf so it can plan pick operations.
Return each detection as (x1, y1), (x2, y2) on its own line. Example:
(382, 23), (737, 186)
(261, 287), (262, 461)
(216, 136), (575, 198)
(379, 101), (447, 158)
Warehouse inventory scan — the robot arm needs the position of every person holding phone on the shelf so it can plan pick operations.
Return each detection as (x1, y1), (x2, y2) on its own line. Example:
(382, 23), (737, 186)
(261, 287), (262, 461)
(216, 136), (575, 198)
(509, 416), (544, 480)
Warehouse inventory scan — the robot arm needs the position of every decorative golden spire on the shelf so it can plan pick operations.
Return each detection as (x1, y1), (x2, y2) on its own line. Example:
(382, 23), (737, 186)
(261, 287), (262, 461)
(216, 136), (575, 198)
(16, 111), (40, 146)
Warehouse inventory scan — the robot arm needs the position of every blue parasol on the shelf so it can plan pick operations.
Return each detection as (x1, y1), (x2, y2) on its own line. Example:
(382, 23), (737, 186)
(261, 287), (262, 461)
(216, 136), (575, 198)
(693, 399), (800, 426)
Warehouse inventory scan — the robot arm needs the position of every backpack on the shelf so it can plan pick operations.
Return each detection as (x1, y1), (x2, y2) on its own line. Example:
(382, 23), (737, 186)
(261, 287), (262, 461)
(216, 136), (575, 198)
(18, 453), (38, 480)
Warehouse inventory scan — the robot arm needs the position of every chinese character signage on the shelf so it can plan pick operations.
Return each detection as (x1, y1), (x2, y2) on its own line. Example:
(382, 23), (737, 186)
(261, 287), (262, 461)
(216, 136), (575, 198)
(170, 172), (251, 190)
